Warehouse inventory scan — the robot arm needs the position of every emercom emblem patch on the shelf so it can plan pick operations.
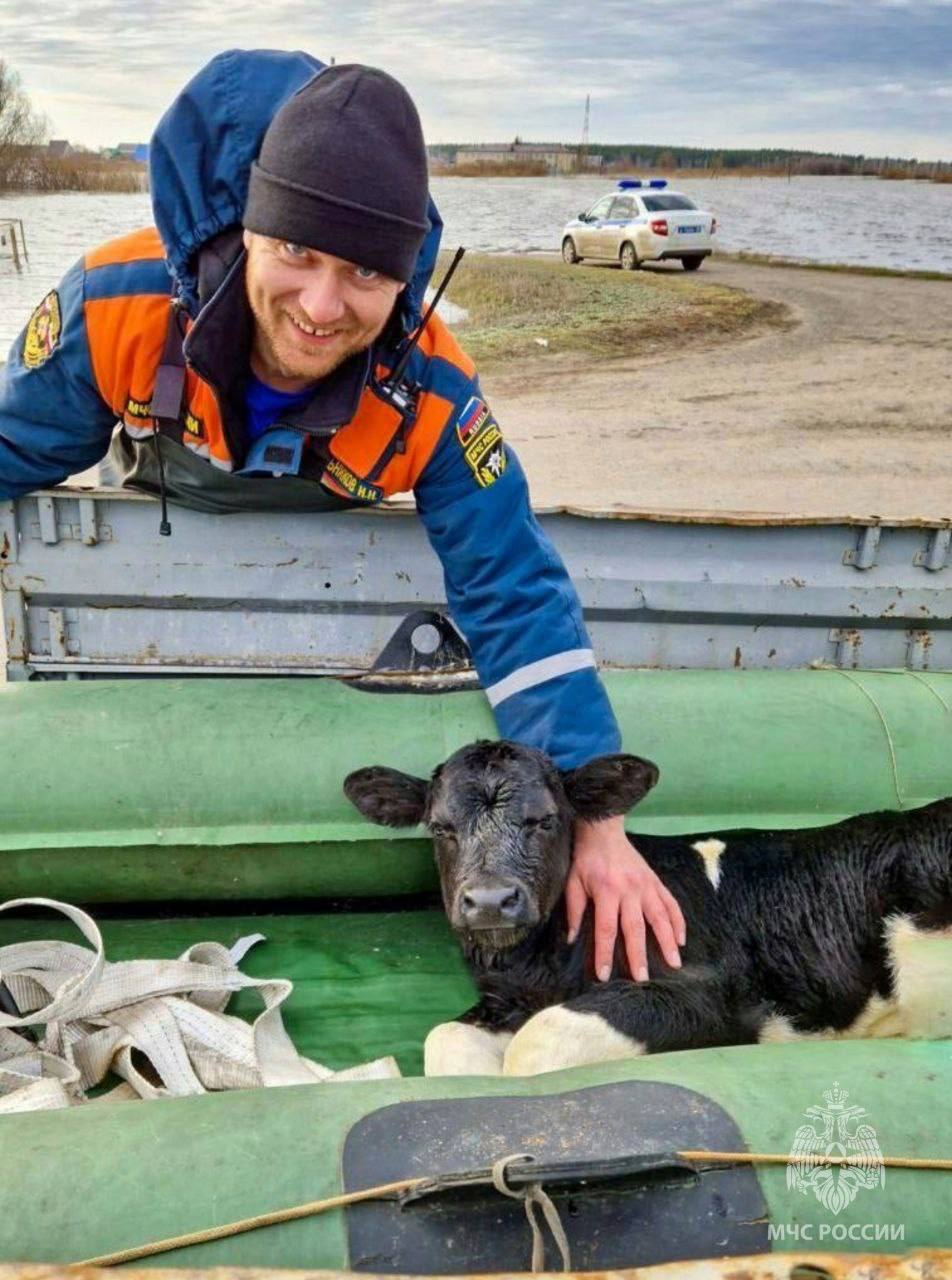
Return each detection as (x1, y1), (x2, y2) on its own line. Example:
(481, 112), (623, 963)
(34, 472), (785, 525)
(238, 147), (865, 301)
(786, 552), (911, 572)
(455, 396), (507, 488)
(22, 291), (62, 370)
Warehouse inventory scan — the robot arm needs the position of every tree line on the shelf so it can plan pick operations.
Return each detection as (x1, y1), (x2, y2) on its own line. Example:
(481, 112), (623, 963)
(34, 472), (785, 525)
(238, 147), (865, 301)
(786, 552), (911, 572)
(0, 60), (143, 193)
(428, 142), (951, 179)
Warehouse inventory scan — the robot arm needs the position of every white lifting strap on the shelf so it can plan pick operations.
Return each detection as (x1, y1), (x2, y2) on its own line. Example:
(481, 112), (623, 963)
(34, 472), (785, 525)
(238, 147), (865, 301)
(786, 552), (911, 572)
(0, 898), (399, 1114)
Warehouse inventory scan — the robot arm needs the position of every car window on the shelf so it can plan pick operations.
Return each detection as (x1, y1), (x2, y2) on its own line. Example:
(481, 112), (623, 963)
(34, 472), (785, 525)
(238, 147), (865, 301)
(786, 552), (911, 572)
(642, 194), (697, 212)
(587, 196), (615, 220)
(608, 197), (635, 220)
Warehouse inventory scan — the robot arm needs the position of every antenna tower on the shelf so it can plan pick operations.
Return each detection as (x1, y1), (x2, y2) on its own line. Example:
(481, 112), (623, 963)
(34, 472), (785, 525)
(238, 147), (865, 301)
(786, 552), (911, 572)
(577, 93), (590, 173)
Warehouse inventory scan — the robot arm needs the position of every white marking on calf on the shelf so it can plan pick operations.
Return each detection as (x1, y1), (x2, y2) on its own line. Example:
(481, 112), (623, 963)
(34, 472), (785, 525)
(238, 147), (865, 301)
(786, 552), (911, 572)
(885, 914), (952, 1040)
(757, 1012), (801, 1044)
(424, 1021), (513, 1077)
(502, 1005), (645, 1077)
(691, 838), (727, 889)
(842, 994), (906, 1039)
(758, 915), (952, 1046)
(757, 995), (906, 1045)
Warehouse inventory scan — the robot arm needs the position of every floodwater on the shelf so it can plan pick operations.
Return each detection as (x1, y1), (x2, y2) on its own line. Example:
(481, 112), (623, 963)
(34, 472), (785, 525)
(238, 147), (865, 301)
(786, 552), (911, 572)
(1, 175), (950, 352)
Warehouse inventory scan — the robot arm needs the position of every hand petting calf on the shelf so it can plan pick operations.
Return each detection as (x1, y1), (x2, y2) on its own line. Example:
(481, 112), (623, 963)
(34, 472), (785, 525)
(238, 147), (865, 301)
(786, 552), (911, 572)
(345, 741), (952, 1076)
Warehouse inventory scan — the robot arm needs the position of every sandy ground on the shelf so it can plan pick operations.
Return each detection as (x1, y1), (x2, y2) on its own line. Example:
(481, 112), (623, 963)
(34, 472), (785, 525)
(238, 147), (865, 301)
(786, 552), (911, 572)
(481, 258), (952, 520)
(69, 258), (950, 520)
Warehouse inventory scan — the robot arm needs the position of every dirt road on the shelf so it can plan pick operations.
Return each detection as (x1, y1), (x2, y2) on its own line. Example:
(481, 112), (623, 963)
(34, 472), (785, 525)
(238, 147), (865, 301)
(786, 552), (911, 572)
(482, 258), (951, 519)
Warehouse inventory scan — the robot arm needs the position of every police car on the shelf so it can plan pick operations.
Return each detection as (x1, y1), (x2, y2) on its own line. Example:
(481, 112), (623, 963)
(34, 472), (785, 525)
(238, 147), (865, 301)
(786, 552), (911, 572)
(561, 179), (716, 271)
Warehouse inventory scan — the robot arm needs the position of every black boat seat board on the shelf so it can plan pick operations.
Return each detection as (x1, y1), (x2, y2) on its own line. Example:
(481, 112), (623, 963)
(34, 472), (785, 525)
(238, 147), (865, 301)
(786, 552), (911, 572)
(342, 1081), (769, 1272)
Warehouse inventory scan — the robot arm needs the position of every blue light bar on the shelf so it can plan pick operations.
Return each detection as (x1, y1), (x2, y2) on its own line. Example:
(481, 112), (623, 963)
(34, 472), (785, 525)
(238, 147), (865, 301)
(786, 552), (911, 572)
(618, 177), (669, 190)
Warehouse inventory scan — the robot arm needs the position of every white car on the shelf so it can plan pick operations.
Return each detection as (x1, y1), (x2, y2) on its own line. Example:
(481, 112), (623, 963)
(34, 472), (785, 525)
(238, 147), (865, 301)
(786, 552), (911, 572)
(561, 180), (716, 271)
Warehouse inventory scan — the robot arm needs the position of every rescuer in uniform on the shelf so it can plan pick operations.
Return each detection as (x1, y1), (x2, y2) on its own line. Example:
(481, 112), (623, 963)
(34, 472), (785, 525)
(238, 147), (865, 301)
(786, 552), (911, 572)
(0, 51), (685, 982)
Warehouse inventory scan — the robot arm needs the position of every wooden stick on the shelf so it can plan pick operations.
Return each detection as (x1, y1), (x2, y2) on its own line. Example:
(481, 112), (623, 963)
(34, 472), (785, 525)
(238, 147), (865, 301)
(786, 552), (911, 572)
(678, 1149), (952, 1171)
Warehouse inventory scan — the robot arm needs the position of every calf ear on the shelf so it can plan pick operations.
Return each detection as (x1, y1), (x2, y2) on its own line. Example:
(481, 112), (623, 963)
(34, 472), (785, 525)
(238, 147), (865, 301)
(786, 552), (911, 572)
(343, 767), (429, 828)
(561, 754), (659, 820)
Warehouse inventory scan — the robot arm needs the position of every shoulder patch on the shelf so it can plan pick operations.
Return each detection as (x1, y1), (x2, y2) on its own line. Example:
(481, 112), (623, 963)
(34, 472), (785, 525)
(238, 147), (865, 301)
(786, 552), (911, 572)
(22, 291), (62, 370)
(455, 396), (507, 488)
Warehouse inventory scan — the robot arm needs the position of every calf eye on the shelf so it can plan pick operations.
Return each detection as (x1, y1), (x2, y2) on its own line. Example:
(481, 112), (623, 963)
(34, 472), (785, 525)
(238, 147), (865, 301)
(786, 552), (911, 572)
(525, 814), (557, 832)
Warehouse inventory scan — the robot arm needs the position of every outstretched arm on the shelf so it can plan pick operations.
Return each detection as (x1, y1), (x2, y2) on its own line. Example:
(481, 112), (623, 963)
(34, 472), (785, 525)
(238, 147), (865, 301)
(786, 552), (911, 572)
(415, 388), (684, 977)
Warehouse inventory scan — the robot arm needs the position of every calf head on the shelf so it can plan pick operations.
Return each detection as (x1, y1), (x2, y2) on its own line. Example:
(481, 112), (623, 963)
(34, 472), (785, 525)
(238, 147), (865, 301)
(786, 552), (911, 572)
(344, 742), (658, 947)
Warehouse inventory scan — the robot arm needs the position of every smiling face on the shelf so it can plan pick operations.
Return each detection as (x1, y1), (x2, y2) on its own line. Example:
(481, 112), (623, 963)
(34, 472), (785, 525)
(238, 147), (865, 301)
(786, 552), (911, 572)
(242, 231), (405, 392)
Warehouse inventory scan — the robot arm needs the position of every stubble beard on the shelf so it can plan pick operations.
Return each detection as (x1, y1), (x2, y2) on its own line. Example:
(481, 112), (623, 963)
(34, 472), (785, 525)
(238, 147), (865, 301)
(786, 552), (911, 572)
(249, 282), (401, 389)
(254, 309), (376, 386)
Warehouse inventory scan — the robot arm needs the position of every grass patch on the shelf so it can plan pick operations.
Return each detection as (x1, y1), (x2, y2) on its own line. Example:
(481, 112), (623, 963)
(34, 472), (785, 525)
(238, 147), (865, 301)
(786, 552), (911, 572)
(440, 252), (783, 366)
(723, 250), (952, 283)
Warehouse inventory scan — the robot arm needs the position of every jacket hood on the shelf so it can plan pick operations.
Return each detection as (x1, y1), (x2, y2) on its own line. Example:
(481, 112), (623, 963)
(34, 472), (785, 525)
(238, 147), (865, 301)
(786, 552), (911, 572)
(149, 49), (442, 329)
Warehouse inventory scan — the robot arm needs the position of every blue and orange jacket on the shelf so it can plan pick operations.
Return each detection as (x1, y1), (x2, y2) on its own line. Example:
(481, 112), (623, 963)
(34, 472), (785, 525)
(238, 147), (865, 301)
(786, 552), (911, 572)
(0, 49), (621, 770)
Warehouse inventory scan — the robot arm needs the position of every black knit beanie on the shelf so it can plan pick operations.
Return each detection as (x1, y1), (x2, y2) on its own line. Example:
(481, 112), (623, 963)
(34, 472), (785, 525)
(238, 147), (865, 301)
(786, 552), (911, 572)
(243, 64), (430, 283)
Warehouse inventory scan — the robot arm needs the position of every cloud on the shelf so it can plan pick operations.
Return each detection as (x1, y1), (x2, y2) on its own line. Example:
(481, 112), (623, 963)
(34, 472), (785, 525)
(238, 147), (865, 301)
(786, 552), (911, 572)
(0, 0), (949, 158)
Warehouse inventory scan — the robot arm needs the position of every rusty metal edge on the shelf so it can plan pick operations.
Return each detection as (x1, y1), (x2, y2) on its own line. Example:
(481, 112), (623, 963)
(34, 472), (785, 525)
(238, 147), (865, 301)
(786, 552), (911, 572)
(39, 486), (952, 529)
(5, 1250), (952, 1280)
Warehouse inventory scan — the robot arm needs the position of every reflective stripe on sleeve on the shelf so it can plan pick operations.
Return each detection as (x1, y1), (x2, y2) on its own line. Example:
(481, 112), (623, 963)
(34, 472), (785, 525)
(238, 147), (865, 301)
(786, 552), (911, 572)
(485, 648), (597, 708)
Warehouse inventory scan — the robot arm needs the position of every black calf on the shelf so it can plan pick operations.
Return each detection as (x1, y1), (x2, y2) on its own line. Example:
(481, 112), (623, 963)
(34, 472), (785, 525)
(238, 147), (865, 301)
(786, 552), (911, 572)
(344, 743), (952, 1075)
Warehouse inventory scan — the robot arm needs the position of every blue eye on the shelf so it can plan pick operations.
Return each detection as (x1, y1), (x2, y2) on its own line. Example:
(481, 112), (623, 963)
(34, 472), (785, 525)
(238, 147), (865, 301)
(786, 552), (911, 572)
(355, 265), (379, 281)
(282, 243), (308, 258)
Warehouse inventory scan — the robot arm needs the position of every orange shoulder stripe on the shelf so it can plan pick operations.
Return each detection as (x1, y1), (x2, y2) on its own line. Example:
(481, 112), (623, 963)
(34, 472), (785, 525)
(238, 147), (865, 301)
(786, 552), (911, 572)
(418, 313), (477, 380)
(329, 313), (477, 500)
(84, 293), (170, 414)
(85, 226), (165, 271)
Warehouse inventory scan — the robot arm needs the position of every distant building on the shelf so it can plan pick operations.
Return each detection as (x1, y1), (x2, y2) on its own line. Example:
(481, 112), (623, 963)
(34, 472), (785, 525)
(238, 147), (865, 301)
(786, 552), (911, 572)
(47, 140), (74, 159)
(426, 145), (456, 168)
(115, 143), (149, 164)
(453, 141), (597, 174)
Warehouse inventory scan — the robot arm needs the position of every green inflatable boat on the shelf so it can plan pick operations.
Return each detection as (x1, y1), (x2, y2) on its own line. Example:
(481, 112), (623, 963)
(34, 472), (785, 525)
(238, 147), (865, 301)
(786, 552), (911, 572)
(1, 669), (951, 1271)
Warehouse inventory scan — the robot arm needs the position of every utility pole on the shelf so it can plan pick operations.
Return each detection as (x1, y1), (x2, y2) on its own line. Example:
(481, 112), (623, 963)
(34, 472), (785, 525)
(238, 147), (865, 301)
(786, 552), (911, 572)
(577, 93), (590, 174)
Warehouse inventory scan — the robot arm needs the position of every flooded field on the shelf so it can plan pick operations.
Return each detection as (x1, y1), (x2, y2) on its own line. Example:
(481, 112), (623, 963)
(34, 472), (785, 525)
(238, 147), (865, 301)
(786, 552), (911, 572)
(1, 175), (950, 352)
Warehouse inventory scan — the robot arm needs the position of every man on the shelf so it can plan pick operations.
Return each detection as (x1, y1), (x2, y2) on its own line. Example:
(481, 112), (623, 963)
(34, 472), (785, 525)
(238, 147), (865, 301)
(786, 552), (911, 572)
(0, 50), (684, 983)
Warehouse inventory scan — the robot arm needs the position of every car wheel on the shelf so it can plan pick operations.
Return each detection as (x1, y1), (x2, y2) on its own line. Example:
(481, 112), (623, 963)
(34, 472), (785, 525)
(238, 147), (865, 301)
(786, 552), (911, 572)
(681, 255), (704, 271)
(620, 242), (640, 271)
(562, 237), (580, 265)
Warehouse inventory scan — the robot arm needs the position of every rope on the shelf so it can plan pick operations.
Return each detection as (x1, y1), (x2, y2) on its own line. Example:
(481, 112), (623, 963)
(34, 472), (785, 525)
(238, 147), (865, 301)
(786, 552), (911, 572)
(74, 1147), (951, 1269)
(824, 669), (905, 809)
(904, 670), (952, 714)
(491, 1153), (572, 1273)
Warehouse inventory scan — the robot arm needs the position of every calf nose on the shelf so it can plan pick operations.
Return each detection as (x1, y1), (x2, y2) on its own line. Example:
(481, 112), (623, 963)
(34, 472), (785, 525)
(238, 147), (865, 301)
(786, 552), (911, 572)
(460, 883), (527, 928)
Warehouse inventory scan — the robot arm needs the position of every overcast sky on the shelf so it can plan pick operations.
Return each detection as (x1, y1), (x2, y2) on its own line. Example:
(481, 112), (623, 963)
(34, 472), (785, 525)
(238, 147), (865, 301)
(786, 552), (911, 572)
(2, 0), (950, 160)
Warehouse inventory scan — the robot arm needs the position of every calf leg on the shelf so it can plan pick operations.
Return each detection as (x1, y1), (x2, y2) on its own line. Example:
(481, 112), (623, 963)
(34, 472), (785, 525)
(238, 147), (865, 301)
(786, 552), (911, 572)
(503, 1001), (646, 1076)
(424, 1020), (514, 1077)
(503, 972), (759, 1076)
